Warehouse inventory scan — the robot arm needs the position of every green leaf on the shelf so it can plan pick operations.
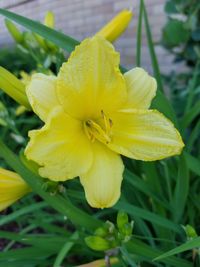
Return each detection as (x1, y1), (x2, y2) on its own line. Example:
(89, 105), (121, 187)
(0, 8), (79, 53)
(185, 152), (200, 176)
(162, 19), (190, 47)
(0, 202), (48, 226)
(124, 169), (170, 210)
(165, 0), (178, 14)
(142, 0), (164, 93)
(127, 238), (192, 267)
(136, 0), (143, 67)
(115, 200), (182, 234)
(152, 90), (178, 126)
(154, 237), (200, 261)
(53, 232), (78, 267)
(181, 101), (200, 129)
(172, 154), (189, 223)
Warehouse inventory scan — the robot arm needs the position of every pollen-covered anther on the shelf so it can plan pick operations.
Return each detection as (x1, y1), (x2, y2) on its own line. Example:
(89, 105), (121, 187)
(83, 115), (112, 144)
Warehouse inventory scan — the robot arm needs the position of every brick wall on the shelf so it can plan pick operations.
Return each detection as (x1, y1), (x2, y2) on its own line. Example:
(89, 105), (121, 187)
(0, 0), (179, 74)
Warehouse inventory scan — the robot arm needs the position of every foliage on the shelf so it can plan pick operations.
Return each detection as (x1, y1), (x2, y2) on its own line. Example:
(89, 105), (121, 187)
(0, 1), (199, 267)
(162, 0), (200, 66)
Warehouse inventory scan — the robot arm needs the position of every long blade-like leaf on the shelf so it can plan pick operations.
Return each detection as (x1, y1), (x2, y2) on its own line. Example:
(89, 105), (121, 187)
(0, 8), (79, 52)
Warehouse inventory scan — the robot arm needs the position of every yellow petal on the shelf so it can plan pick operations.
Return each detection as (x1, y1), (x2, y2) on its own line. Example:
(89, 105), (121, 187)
(123, 67), (157, 109)
(57, 35), (127, 120)
(108, 109), (184, 161)
(0, 168), (30, 211)
(97, 9), (133, 42)
(25, 107), (93, 181)
(80, 142), (124, 208)
(26, 73), (59, 122)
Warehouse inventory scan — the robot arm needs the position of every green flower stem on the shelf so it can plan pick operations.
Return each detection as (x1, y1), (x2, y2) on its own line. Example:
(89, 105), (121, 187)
(0, 139), (102, 231)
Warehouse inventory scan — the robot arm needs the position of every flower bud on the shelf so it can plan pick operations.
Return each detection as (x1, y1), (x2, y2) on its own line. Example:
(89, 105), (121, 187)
(97, 9), (133, 42)
(85, 236), (110, 251)
(0, 66), (31, 109)
(183, 225), (197, 239)
(94, 227), (108, 237)
(5, 19), (24, 43)
(44, 11), (55, 28)
(0, 168), (31, 211)
(117, 211), (129, 230)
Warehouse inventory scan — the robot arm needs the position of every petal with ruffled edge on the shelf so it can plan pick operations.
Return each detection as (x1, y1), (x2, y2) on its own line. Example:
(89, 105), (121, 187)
(25, 107), (93, 181)
(123, 68), (157, 109)
(108, 109), (184, 161)
(80, 142), (124, 208)
(26, 73), (59, 122)
(57, 35), (127, 120)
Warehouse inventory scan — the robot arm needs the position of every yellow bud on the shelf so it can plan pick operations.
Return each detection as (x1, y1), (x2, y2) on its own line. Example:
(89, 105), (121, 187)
(77, 257), (118, 267)
(15, 105), (27, 116)
(44, 11), (55, 28)
(5, 19), (24, 44)
(33, 33), (49, 50)
(97, 9), (133, 42)
(0, 66), (31, 109)
(0, 168), (31, 211)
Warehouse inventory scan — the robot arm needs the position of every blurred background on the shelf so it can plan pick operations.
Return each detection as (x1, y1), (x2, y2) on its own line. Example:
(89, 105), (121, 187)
(0, 0), (185, 74)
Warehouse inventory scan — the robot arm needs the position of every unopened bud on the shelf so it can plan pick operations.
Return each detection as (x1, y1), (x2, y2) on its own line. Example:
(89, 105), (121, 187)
(44, 11), (55, 28)
(97, 9), (133, 42)
(5, 19), (23, 43)
(85, 236), (110, 251)
(94, 227), (108, 237)
(184, 225), (197, 239)
(117, 211), (129, 230)
(0, 67), (31, 109)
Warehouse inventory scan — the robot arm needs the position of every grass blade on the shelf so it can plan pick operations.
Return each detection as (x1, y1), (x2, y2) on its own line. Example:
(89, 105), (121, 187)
(127, 238), (192, 267)
(136, 0), (143, 66)
(115, 201), (182, 233)
(172, 154), (189, 223)
(142, 0), (163, 93)
(154, 237), (200, 261)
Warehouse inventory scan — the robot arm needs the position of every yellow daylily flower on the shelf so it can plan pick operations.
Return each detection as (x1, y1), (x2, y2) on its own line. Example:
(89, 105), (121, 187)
(97, 9), (133, 42)
(25, 36), (184, 208)
(0, 168), (30, 211)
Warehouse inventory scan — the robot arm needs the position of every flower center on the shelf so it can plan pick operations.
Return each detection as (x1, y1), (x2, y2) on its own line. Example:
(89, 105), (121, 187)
(83, 111), (113, 144)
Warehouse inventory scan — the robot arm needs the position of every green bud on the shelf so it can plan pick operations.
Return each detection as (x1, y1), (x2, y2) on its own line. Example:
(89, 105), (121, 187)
(94, 227), (108, 237)
(85, 236), (110, 251)
(33, 33), (49, 50)
(5, 19), (23, 43)
(0, 66), (31, 109)
(184, 225), (197, 238)
(105, 221), (115, 234)
(117, 211), (128, 229)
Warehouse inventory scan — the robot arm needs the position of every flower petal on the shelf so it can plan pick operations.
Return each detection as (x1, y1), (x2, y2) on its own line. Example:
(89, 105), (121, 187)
(57, 35), (127, 120)
(80, 142), (124, 208)
(123, 67), (157, 109)
(108, 109), (184, 161)
(0, 168), (30, 211)
(25, 107), (93, 181)
(26, 73), (59, 122)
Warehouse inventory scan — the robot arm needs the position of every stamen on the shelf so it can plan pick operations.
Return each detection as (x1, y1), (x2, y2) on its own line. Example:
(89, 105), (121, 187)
(84, 111), (113, 144)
